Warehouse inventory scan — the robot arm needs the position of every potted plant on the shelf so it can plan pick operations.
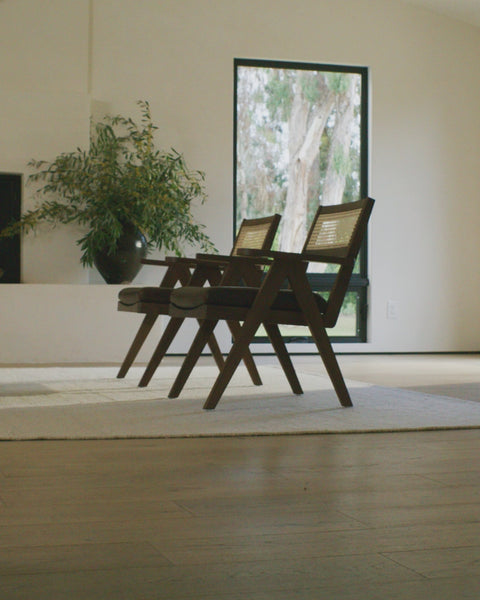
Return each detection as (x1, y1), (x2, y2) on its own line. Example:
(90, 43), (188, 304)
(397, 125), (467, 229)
(0, 100), (215, 283)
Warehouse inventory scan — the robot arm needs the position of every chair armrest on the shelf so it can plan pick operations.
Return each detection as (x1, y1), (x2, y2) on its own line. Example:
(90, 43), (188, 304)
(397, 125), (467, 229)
(142, 256), (201, 268)
(238, 248), (348, 265)
(303, 252), (350, 265)
(236, 248), (301, 263)
(195, 253), (232, 263)
(164, 256), (201, 267)
(141, 258), (170, 267)
(196, 252), (273, 267)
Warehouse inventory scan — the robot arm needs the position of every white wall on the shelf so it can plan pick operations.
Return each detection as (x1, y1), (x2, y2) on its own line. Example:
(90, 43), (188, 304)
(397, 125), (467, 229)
(0, 0), (91, 284)
(1, 0), (479, 363)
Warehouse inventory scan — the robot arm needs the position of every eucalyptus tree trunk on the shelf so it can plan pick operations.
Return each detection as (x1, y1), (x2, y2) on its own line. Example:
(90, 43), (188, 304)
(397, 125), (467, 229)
(236, 79), (253, 222)
(322, 77), (356, 206)
(278, 78), (334, 252)
(237, 166), (249, 221)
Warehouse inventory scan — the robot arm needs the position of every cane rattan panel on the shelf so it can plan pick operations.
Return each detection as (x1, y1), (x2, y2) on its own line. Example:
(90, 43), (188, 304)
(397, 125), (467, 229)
(305, 208), (362, 257)
(233, 221), (278, 255)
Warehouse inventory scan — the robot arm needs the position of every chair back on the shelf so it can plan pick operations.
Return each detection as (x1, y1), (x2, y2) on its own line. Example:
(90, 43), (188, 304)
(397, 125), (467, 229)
(302, 198), (374, 327)
(232, 214), (281, 256)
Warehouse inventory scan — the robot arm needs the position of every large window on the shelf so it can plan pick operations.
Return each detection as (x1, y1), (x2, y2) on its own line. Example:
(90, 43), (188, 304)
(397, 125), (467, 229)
(234, 58), (369, 342)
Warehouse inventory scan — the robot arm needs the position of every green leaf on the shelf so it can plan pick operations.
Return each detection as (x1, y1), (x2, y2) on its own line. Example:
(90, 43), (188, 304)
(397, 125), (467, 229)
(0, 100), (216, 267)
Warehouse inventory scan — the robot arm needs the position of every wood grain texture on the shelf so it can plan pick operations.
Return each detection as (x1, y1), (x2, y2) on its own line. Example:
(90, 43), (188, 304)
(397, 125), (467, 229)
(0, 354), (479, 599)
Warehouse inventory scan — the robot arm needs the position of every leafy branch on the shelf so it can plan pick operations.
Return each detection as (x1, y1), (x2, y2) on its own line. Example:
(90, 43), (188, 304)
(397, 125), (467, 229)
(0, 100), (215, 267)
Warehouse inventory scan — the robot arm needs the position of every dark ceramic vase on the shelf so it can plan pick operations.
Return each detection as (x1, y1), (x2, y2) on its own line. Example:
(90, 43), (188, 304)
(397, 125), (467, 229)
(93, 223), (148, 284)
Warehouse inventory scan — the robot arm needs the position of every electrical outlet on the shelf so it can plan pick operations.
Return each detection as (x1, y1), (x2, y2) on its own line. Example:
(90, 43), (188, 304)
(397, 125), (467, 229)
(387, 300), (399, 320)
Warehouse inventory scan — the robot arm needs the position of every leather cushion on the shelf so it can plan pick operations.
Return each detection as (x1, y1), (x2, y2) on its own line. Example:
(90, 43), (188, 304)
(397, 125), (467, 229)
(170, 286), (327, 313)
(118, 286), (172, 307)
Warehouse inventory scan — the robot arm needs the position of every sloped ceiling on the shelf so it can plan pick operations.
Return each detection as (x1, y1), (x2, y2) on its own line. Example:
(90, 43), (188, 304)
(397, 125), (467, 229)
(403, 0), (480, 27)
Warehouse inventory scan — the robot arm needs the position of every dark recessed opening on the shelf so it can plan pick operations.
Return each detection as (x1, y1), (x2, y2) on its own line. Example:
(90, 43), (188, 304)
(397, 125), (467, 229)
(0, 173), (22, 283)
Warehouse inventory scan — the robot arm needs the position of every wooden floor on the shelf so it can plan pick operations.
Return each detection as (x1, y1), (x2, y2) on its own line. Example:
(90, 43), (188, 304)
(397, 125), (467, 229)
(0, 354), (479, 599)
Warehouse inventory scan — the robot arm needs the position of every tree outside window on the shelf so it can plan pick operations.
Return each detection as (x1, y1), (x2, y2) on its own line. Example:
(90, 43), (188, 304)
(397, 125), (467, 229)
(235, 59), (369, 342)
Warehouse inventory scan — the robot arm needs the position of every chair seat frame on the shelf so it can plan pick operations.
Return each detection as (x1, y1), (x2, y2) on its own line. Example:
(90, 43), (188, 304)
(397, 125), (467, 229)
(167, 198), (375, 409)
(116, 214), (282, 387)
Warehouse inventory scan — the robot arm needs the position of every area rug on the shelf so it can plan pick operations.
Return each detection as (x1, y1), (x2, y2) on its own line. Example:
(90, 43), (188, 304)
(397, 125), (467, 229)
(0, 366), (479, 440)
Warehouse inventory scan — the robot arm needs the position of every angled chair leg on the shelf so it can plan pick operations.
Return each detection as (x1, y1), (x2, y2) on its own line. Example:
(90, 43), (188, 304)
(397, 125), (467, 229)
(138, 318), (225, 387)
(227, 320), (262, 386)
(168, 319), (262, 398)
(309, 323), (352, 407)
(139, 317), (185, 388)
(207, 329), (225, 371)
(263, 323), (303, 395)
(117, 313), (158, 378)
(168, 319), (218, 398)
(138, 317), (224, 388)
(203, 315), (262, 410)
(287, 266), (352, 408)
(203, 263), (288, 410)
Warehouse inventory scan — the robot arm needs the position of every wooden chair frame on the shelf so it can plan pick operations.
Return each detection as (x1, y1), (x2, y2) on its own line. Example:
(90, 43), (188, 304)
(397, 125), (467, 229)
(116, 214), (281, 387)
(167, 198), (374, 409)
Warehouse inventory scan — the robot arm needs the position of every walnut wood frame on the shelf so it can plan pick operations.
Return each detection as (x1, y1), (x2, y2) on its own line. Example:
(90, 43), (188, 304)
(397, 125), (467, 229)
(168, 198), (374, 410)
(116, 214), (281, 387)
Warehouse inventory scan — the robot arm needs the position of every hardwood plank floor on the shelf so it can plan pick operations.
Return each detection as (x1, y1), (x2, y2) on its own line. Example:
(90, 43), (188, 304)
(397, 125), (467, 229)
(0, 354), (479, 599)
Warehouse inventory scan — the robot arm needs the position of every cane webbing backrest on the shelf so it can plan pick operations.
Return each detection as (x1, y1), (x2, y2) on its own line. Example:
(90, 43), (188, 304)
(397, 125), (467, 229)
(302, 198), (374, 327)
(305, 209), (362, 258)
(303, 200), (369, 261)
(232, 214), (281, 256)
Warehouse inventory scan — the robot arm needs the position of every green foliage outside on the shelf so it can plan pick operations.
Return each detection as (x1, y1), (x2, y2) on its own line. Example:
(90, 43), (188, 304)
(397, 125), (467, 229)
(236, 64), (365, 337)
(236, 67), (362, 233)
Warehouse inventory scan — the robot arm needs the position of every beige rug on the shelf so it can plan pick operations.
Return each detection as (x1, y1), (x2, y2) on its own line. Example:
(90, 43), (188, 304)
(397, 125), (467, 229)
(0, 366), (479, 440)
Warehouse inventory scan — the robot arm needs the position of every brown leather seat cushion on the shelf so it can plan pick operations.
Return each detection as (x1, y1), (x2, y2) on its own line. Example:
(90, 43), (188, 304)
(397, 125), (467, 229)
(118, 286), (173, 307)
(170, 286), (327, 313)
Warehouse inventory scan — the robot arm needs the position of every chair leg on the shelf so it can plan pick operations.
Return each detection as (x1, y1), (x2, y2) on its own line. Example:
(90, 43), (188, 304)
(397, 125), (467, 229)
(263, 323), (303, 395)
(203, 262), (289, 410)
(167, 319), (260, 399)
(117, 313), (158, 378)
(203, 317), (262, 410)
(136, 319), (223, 388)
(227, 320), (262, 386)
(168, 320), (218, 398)
(309, 324), (352, 407)
(286, 266), (352, 408)
(138, 317), (185, 388)
(205, 325), (225, 371)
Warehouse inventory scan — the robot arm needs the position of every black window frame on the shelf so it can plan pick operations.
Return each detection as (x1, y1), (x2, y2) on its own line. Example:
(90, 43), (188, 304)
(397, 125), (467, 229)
(233, 58), (369, 343)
